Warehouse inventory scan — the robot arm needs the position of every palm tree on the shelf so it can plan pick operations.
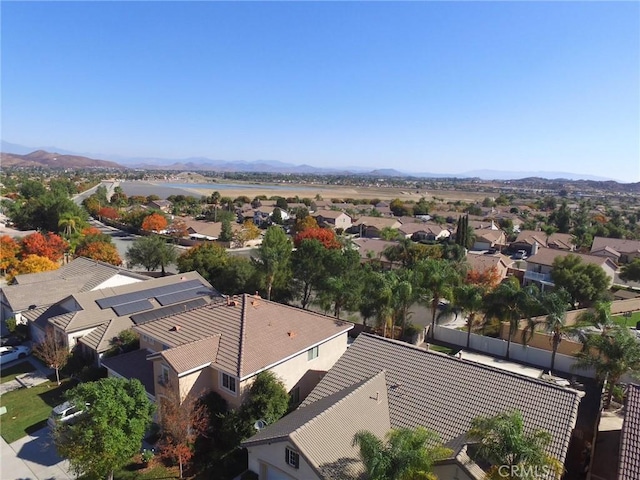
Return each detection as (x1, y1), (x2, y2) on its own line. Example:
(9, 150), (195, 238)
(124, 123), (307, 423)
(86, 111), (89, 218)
(467, 410), (563, 479)
(352, 427), (452, 480)
(523, 289), (571, 373)
(452, 284), (486, 349)
(486, 280), (538, 360)
(418, 259), (461, 339)
(575, 300), (614, 335)
(58, 213), (82, 239)
(574, 326), (640, 408)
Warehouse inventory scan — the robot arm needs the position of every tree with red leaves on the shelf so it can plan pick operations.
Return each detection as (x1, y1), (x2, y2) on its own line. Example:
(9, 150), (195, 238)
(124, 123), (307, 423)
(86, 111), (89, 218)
(21, 232), (68, 262)
(294, 227), (341, 249)
(466, 267), (502, 290)
(76, 242), (122, 266)
(98, 207), (119, 220)
(158, 384), (208, 479)
(141, 213), (168, 233)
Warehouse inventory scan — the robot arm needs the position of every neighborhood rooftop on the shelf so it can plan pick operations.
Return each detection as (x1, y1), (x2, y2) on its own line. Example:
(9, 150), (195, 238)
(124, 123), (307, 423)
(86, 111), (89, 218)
(618, 383), (640, 480)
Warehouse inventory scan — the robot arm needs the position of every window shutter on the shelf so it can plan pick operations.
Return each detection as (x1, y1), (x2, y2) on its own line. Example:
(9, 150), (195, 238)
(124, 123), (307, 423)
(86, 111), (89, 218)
(294, 452), (300, 468)
(285, 448), (289, 464)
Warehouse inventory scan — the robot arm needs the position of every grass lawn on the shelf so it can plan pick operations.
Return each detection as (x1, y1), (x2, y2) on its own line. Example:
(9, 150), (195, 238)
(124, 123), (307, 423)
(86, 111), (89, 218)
(428, 344), (458, 355)
(0, 378), (75, 443)
(613, 311), (640, 328)
(0, 361), (36, 384)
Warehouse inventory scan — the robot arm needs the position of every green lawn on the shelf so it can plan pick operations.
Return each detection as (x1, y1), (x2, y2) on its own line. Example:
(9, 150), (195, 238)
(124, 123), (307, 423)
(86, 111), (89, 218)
(0, 378), (75, 443)
(0, 361), (36, 384)
(428, 344), (458, 355)
(613, 312), (640, 328)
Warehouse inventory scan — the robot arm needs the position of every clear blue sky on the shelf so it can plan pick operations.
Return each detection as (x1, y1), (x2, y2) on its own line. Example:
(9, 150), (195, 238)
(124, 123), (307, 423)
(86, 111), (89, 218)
(2, 1), (639, 181)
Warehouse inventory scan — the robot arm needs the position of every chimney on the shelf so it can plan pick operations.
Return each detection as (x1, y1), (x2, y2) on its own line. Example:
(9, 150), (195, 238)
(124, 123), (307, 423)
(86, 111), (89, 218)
(532, 241), (539, 256)
(288, 331), (296, 338)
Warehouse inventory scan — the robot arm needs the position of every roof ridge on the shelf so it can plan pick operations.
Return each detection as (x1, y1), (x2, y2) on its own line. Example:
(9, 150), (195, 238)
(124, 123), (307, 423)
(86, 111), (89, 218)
(359, 334), (582, 395)
(164, 333), (222, 352)
(237, 294), (248, 377)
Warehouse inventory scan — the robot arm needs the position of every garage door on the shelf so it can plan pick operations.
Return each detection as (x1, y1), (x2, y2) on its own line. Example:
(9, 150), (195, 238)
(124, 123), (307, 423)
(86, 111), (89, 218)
(263, 464), (294, 480)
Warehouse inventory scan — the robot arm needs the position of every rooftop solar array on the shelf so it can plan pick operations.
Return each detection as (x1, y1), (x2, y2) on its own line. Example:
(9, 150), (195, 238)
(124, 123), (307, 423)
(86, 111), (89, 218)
(95, 279), (207, 310)
(131, 298), (208, 325)
(155, 286), (211, 306)
(112, 299), (154, 317)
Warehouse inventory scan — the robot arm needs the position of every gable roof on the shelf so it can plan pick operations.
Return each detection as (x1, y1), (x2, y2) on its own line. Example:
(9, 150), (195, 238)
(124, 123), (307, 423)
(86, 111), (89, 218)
(474, 229), (506, 244)
(465, 253), (509, 274)
(301, 334), (581, 465)
(135, 294), (353, 379)
(2, 257), (148, 312)
(592, 237), (640, 256)
(398, 222), (447, 236)
(151, 335), (221, 375)
(352, 216), (402, 230)
(244, 371), (391, 480)
(351, 238), (397, 260)
(313, 210), (351, 220)
(526, 247), (616, 270)
(513, 230), (574, 250)
(619, 383), (640, 480)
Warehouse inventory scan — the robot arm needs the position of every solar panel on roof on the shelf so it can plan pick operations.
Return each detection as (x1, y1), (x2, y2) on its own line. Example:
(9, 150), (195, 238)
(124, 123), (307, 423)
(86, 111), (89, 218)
(112, 299), (153, 316)
(131, 298), (207, 324)
(95, 279), (206, 309)
(148, 279), (205, 297)
(155, 286), (212, 306)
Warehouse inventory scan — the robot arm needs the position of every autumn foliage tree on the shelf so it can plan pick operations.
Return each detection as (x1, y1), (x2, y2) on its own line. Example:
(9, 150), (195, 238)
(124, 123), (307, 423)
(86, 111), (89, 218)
(98, 206), (119, 220)
(33, 326), (70, 385)
(466, 267), (502, 290)
(76, 242), (122, 266)
(141, 213), (168, 233)
(21, 232), (68, 262)
(294, 227), (341, 249)
(158, 385), (209, 479)
(0, 235), (20, 274)
(8, 254), (60, 281)
(293, 215), (318, 234)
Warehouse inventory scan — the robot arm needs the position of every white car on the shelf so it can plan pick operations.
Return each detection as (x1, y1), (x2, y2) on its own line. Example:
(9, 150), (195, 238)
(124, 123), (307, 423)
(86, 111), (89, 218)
(48, 401), (85, 429)
(0, 345), (31, 365)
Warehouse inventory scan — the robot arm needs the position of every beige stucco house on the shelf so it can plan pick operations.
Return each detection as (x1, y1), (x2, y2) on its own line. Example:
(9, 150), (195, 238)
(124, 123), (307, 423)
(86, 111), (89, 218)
(312, 211), (352, 230)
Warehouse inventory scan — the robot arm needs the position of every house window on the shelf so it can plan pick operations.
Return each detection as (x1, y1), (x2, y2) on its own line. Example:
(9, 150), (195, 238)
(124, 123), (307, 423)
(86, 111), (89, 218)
(285, 447), (300, 469)
(160, 365), (170, 386)
(221, 372), (237, 394)
(307, 346), (319, 361)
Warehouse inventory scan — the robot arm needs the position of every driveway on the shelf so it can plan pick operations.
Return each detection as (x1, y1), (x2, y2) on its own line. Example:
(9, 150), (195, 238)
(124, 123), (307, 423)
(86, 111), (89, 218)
(1, 427), (72, 480)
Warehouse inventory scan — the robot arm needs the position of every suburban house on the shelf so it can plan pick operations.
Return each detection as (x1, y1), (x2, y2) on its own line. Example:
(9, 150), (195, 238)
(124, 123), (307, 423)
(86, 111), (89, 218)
(472, 229), (507, 251)
(618, 383), (640, 480)
(591, 237), (640, 264)
(465, 252), (510, 283)
(312, 211), (352, 231)
(145, 199), (172, 212)
(398, 222), (450, 242)
(0, 257), (148, 324)
(523, 247), (617, 290)
(103, 295), (354, 408)
(350, 216), (402, 238)
(24, 272), (218, 358)
(511, 230), (575, 254)
(242, 334), (582, 480)
(184, 218), (242, 241)
(351, 238), (397, 268)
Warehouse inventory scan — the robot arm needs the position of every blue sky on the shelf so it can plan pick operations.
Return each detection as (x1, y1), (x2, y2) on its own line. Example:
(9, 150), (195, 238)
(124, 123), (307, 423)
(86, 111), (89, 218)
(2, 1), (639, 181)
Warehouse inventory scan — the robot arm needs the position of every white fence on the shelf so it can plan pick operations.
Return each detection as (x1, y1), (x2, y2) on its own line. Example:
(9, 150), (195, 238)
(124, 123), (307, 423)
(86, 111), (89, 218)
(432, 325), (596, 378)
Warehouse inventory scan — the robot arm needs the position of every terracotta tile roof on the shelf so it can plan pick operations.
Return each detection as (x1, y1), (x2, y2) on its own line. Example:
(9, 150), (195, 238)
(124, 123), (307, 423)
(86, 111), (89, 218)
(351, 238), (397, 260)
(465, 253), (508, 274)
(135, 294), (353, 378)
(301, 334), (581, 465)
(243, 371), (391, 480)
(79, 316), (135, 354)
(619, 383), (640, 480)
(398, 222), (447, 236)
(312, 210), (351, 220)
(154, 335), (221, 375)
(592, 237), (640, 256)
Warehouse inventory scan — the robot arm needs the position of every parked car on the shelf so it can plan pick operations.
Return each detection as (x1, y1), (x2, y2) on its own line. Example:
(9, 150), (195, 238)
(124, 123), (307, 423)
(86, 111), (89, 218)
(0, 345), (31, 365)
(513, 250), (528, 260)
(48, 401), (85, 429)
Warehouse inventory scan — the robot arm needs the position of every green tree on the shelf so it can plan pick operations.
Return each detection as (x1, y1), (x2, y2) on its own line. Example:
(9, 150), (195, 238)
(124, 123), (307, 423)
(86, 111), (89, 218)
(177, 243), (228, 283)
(219, 216), (234, 242)
(255, 226), (292, 301)
(620, 258), (640, 283)
(379, 227), (401, 241)
(467, 410), (563, 479)
(575, 300), (614, 334)
(54, 378), (155, 480)
(317, 248), (362, 320)
(523, 289), (571, 373)
(126, 235), (177, 275)
(418, 258), (461, 339)
(352, 426), (451, 480)
(292, 239), (329, 309)
(551, 254), (610, 308)
(574, 326), (640, 408)
(452, 284), (486, 349)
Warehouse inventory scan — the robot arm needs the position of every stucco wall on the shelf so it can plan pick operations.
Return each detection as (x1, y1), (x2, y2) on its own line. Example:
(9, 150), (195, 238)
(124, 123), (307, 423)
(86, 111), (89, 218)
(247, 442), (320, 480)
(94, 274), (144, 290)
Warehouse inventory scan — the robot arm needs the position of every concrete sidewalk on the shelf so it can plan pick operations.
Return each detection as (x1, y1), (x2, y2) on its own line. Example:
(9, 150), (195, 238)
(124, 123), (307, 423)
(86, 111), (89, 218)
(1, 427), (71, 480)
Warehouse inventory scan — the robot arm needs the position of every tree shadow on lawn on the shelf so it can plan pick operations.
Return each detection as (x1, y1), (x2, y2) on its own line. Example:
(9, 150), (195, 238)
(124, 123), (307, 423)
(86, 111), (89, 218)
(14, 426), (64, 468)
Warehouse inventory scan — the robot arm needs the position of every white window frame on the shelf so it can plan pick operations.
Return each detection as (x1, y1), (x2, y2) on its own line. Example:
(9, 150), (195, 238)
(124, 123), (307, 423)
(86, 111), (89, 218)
(285, 447), (300, 469)
(307, 345), (319, 361)
(220, 372), (237, 395)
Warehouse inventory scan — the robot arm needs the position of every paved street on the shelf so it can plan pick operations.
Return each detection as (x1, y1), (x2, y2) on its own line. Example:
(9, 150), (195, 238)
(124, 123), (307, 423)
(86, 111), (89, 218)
(1, 428), (72, 480)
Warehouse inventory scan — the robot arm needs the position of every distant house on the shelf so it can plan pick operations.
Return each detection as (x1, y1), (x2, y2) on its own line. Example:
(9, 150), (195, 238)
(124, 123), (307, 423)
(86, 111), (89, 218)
(398, 222), (450, 242)
(145, 199), (172, 213)
(242, 334), (582, 480)
(351, 238), (397, 268)
(350, 216), (402, 238)
(465, 252), (510, 282)
(26, 272), (218, 358)
(184, 219), (242, 241)
(0, 257), (148, 325)
(591, 237), (640, 264)
(511, 230), (575, 254)
(472, 229), (507, 251)
(119, 294), (354, 408)
(618, 383), (640, 480)
(524, 247), (616, 290)
(312, 211), (352, 230)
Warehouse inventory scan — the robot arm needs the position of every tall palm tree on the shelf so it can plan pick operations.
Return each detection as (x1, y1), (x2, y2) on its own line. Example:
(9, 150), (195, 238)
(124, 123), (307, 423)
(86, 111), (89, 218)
(418, 259), (461, 339)
(353, 427), (452, 480)
(452, 284), (486, 349)
(574, 325), (640, 408)
(523, 289), (571, 373)
(58, 213), (82, 239)
(467, 410), (563, 479)
(575, 300), (614, 335)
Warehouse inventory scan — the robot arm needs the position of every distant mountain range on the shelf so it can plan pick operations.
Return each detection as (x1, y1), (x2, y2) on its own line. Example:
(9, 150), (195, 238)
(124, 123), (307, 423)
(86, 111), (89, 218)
(0, 140), (614, 181)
